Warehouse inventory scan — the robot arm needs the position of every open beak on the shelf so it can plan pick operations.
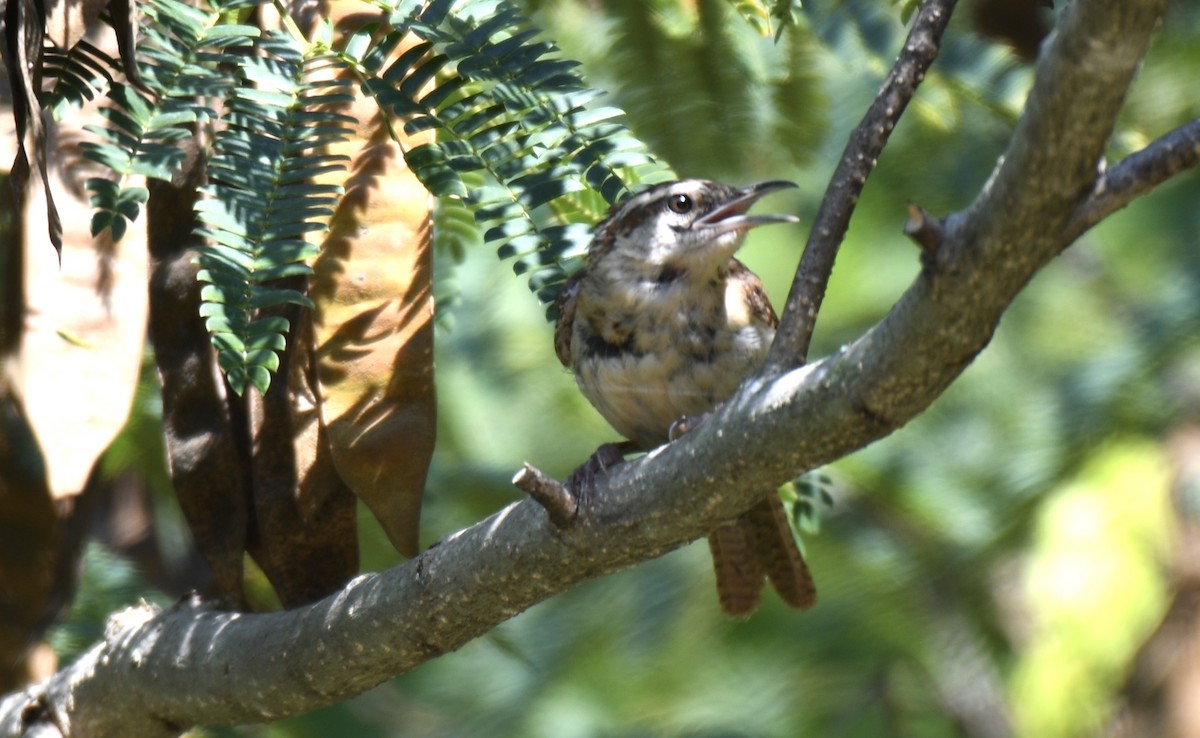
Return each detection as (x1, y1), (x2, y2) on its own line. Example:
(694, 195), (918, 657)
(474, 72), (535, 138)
(695, 180), (800, 232)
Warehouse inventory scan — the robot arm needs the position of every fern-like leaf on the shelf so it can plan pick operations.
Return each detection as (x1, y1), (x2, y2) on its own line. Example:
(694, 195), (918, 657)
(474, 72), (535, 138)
(79, 0), (262, 241)
(194, 33), (354, 395)
(42, 40), (118, 120)
(343, 0), (673, 311)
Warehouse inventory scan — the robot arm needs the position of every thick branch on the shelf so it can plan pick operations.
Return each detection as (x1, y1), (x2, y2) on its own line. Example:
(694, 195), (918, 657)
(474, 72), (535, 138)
(765, 0), (957, 371)
(0, 1), (1181, 736)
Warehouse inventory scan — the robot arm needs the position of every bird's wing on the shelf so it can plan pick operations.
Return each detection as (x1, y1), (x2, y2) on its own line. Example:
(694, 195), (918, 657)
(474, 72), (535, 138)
(729, 258), (778, 329)
(553, 275), (582, 368)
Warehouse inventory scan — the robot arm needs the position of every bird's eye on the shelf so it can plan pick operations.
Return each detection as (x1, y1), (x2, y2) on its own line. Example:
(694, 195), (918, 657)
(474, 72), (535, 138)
(667, 194), (693, 214)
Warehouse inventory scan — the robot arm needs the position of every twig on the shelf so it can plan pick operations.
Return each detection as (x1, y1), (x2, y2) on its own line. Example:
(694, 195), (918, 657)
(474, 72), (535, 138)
(513, 463), (577, 527)
(1062, 116), (1200, 245)
(765, 0), (958, 372)
(903, 203), (945, 265)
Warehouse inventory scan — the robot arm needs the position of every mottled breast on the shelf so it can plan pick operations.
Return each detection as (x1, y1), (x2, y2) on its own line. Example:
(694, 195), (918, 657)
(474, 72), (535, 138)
(564, 260), (776, 449)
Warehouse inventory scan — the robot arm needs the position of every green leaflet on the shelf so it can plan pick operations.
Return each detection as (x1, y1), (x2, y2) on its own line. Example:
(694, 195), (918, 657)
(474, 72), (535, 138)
(42, 40), (118, 119)
(193, 32), (352, 395)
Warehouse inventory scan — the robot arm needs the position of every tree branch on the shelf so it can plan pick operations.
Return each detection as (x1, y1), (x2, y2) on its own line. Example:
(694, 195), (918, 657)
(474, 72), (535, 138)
(765, 0), (957, 372)
(1063, 115), (1200, 244)
(0, 0), (1182, 735)
(513, 462), (577, 527)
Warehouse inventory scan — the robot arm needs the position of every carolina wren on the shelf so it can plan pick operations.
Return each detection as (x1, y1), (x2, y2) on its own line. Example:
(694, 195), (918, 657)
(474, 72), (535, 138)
(554, 179), (816, 617)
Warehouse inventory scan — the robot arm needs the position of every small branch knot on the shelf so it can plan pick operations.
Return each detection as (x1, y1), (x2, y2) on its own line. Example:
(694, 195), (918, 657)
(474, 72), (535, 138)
(513, 463), (578, 528)
(904, 203), (945, 266)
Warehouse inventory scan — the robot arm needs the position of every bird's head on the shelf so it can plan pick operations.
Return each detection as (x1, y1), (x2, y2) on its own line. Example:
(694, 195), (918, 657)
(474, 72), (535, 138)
(590, 179), (799, 278)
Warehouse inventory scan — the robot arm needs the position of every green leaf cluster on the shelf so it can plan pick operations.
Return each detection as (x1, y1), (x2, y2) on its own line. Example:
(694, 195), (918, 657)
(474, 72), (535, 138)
(55, 0), (677, 392)
(343, 0), (673, 309)
(194, 37), (354, 395)
(58, 0), (347, 395)
(79, 0), (257, 242)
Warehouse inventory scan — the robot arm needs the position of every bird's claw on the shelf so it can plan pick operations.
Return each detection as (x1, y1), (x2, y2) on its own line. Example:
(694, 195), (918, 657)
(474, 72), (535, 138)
(669, 412), (712, 441)
(566, 442), (628, 510)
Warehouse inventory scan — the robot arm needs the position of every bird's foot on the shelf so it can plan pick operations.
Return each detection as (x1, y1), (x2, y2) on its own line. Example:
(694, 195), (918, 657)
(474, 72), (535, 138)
(514, 442), (633, 528)
(566, 442), (630, 511)
(669, 411), (713, 441)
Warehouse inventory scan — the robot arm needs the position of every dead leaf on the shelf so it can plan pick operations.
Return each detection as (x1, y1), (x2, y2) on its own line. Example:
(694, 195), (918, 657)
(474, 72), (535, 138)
(247, 307), (358, 607)
(15, 116), (149, 501)
(312, 123), (436, 558)
(147, 148), (250, 605)
(45, 0), (107, 51)
(308, 12), (436, 559)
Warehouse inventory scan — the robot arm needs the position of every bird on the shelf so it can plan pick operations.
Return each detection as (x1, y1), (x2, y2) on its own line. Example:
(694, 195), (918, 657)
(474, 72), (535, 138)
(553, 178), (817, 617)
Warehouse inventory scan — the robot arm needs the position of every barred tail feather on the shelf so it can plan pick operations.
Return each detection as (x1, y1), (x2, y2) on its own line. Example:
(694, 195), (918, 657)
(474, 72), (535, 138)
(745, 494), (817, 611)
(707, 524), (764, 618)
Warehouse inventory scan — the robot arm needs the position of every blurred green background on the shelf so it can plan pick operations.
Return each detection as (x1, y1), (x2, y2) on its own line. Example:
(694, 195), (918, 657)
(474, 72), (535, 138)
(61, 1), (1200, 736)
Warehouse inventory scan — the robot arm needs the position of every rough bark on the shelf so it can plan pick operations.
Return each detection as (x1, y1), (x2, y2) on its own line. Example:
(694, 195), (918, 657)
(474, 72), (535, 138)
(0, 0), (1190, 735)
